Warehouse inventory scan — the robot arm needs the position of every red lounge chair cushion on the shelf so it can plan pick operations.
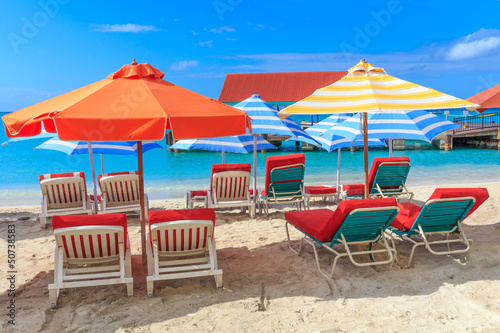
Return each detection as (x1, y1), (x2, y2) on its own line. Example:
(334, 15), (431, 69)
(190, 190), (208, 198)
(148, 209), (216, 241)
(389, 202), (421, 231)
(210, 163), (251, 191)
(286, 198), (397, 242)
(52, 213), (129, 252)
(262, 154), (305, 197)
(343, 184), (365, 196)
(428, 188), (489, 219)
(305, 186), (337, 195)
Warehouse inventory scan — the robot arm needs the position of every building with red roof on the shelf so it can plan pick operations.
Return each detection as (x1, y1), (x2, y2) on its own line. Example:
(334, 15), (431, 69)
(218, 71), (347, 109)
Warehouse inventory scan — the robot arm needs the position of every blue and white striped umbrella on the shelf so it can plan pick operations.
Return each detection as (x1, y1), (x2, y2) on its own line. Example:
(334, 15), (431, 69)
(35, 139), (162, 156)
(233, 94), (318, 142)
(298, 113), (385, 152)
(323, 110), (463, 143)
(289, 114), (385, 192)
(170, 135), (276, 154)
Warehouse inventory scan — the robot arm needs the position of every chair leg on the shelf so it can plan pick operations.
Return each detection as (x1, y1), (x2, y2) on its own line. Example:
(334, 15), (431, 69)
(185, 193), (190, 209)
(40, 216), (46, 229)
(147, 280), (154, 298)
(215, 273), (223, 289)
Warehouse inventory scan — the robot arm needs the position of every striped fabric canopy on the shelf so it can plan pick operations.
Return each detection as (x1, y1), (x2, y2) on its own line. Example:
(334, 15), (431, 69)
(170, 135), (276, 154)
(292, 114), (385, 152)
(234, 94), (318, 142)
(323, 110), (462, 142)
(35, 139), (162, 156)
(279, 60), (479, 116)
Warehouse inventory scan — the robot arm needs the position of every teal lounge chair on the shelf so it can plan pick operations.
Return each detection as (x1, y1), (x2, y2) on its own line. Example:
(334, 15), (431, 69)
(259, 154), (306, 216)
(285, 198), (399, 278)
(342, 157), (414, 202)
(388, 188), (489, 267)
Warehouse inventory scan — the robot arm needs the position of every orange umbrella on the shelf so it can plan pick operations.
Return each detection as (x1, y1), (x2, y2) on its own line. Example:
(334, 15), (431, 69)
(3, 60), (252, 261)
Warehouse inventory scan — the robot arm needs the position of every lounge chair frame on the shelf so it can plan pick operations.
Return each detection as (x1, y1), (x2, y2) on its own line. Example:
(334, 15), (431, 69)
(48, 225), (133, 308)
(39, 176), (92, 228)
(389, 196), (475, 267)
(99, 174), (149, 217)
(185, 191), (208, 209)
(286, 206), (399, 278)
(259, 163), (306, 216)
(207, 170), (255, 218)
(146, 220), (223, 297)
(303, 186), (338, 209)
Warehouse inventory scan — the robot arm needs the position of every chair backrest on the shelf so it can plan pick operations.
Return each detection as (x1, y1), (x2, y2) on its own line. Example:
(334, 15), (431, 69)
(210, 163), (251, 190)
(330, 198), (399, 245)
(150, 220), (214, 254)
(368, 157), (411, 194)
(52, 214), (128, 261)
(212, 171), (251, 204)
(39, 172), (87, 209)
(263, 154), (305, 198)
(99, 171), (140, 207)
(269, 164), (305, 199)
(427, 188), (489, 219)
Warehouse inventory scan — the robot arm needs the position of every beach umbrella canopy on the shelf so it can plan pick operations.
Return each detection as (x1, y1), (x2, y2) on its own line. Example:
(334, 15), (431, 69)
(1, 129), (56, 146)
(34, 138), (162, 174)
(3, 61), (251, 140)
(278, 60), (480, 198)
(2, 60), (252, 262)
(324, 110), (462, 143)
(232, 94), (320, 202)
(171, 135), (276, 154)
(35, 138), (162, 156)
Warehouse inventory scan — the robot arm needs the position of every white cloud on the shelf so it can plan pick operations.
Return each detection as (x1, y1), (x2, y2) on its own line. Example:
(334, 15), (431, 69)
(256, 24), (265, 29)
(191, 31), (198, 35)
(210, 26), (235, 34)
(446, 35), (500, 60)
(91, 24), (158, 33)
(199, 40), (214, 47)
(173, 18), (180, 22)
(170, 60), (200, 71)
(226, 38), (237, 41)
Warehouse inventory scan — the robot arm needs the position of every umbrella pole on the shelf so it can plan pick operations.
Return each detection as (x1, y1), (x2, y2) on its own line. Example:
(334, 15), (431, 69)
(137, 141), (147, 264)
(336, 148), (341, 194)
(363, 113), (369, 199)
(101, 154), (105, 174)
(87, 142), (99, 214)
(253, 134), (258, 204)
(389, 139), (393, 157)
(222, 151), (225, 164)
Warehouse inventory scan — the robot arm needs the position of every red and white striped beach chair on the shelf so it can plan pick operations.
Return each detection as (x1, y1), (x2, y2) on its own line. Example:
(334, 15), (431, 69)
(48, 214), (133, 308)
(39, 172), (92, 228)
(98, 171), (149, 217)
(146, 209), (223, 297)
(206, 163), (255, 218)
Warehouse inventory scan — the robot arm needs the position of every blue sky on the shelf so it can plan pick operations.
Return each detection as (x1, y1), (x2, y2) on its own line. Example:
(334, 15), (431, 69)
(2, 0), (500, 111)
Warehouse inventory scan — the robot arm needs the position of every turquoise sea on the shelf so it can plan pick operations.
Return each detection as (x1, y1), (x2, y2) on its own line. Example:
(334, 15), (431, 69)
(1, 112), (499, 207)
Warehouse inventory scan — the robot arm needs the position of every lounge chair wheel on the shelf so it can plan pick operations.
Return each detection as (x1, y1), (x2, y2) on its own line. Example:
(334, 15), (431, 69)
(148, 293), (153, 298)
(51, 303), (56, 309)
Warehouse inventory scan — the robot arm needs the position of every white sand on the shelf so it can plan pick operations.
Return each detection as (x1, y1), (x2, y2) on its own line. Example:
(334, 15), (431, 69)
(1, 183), (499, 332)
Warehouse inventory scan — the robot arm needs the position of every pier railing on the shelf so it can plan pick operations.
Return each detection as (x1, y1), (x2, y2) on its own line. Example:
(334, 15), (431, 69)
(453, 112), (500, 133)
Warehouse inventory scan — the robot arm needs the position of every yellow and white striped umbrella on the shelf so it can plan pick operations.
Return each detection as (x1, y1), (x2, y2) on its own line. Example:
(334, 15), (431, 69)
(279, 60), (479, 116)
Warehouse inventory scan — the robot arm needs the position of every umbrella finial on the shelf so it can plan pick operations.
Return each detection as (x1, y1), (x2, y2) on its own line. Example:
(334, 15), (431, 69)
(131, 59), (138, 65)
